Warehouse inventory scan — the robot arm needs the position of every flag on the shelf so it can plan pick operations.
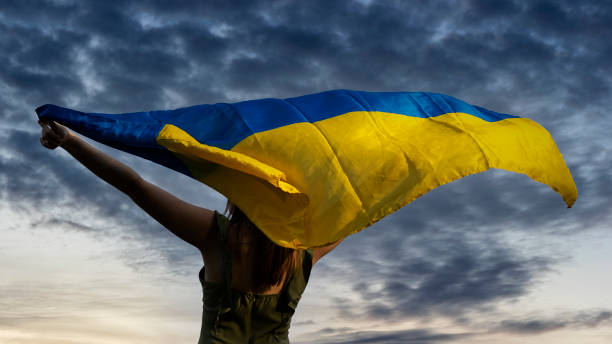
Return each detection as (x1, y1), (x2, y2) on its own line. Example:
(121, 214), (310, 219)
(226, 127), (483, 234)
(36, 90), (577, 248)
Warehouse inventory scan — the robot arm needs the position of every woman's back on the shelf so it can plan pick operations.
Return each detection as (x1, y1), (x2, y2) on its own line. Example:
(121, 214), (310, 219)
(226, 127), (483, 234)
(198, 211), (313, 343)
(201, 213), (293, 295)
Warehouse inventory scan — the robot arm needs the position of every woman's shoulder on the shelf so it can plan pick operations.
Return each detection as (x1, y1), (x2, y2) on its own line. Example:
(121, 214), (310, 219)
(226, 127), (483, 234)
(312, 239), (343, 265)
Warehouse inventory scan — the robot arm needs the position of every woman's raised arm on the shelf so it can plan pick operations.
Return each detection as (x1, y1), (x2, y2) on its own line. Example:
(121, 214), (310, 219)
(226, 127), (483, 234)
(38, 120), (215, 251)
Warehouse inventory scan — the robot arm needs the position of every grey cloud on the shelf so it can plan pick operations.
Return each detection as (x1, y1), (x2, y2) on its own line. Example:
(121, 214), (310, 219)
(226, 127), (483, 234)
(297, 327), (469, 344)
(1, 129), (133, 215)
(463, 0), (523, 18)
(497, 310), (612, 334)
(31, 218), (96, 232)
(0, 0), (80, 27)
(337, 230), (553, 320)
(1, 0), (610, 114)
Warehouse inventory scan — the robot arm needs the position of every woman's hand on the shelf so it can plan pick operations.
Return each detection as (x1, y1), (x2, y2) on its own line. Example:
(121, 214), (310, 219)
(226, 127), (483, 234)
(38, 120), (72, 149)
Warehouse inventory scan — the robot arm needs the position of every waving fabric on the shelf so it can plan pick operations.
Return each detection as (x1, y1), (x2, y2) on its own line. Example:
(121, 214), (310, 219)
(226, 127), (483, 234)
(36, 90), (577, 249)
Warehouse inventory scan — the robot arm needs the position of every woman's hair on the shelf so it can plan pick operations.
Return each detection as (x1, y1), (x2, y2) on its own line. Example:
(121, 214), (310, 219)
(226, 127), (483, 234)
(225, 201), (301, 291)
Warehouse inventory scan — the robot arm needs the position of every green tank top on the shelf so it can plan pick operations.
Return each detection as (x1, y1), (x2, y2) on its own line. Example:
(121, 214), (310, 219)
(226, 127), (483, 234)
(198, 212), (313, 344)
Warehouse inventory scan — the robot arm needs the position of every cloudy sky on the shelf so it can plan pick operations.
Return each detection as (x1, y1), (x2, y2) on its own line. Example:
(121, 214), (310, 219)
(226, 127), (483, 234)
(1, 0), (611, 343)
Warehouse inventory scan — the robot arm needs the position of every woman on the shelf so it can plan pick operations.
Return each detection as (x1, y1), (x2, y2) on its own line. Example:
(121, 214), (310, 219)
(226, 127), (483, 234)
(38, 119), (342, 343)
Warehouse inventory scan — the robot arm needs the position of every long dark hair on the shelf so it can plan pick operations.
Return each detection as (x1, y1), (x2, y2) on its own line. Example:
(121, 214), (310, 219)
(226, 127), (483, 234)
(225, 201), (301, 291)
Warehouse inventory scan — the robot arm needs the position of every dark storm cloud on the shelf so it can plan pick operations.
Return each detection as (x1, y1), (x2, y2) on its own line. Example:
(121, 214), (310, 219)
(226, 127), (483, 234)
(1, 128), (136, 218)
(1, 0), (610, 111)
(324, 219), (554, 321)
(0, 25), (81, 121)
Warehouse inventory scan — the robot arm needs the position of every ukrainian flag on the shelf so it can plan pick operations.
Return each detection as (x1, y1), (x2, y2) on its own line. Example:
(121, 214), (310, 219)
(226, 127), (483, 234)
(36, 90), (577, 249)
